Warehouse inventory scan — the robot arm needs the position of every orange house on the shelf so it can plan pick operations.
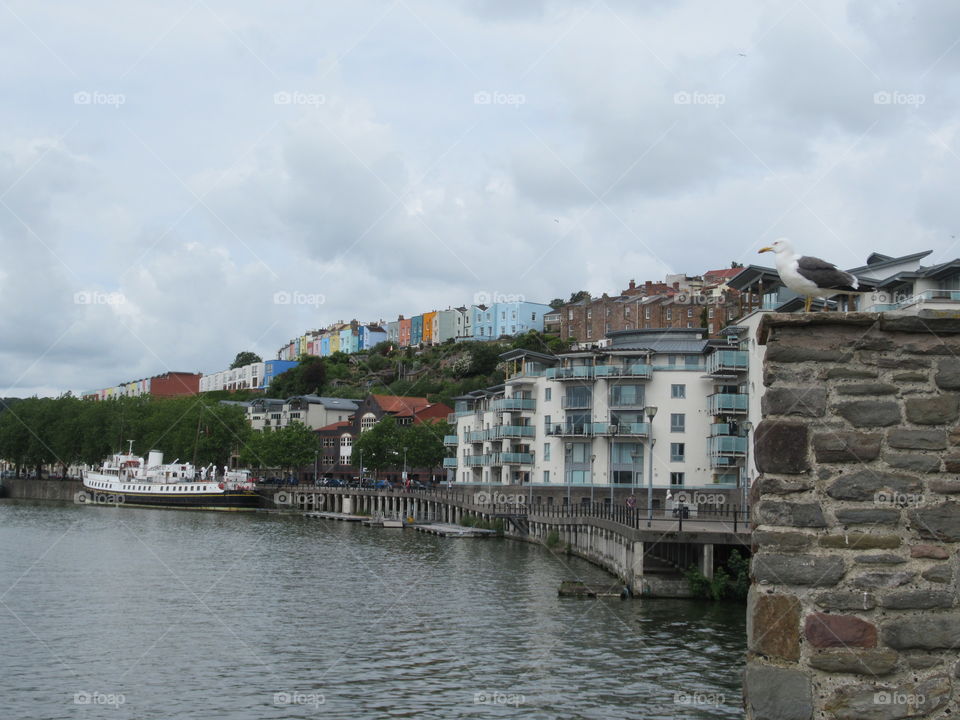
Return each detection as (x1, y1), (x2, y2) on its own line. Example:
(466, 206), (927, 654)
(398, 316), (412, 347)
(421, 311), (437, 345)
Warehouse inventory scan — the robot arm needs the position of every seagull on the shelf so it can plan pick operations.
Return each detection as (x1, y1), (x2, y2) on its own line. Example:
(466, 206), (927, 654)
(759, 238), (871, 312)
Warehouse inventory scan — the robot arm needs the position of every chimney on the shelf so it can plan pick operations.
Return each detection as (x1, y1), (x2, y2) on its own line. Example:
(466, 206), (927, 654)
(673, 281), (680, 290)
(645, 280), (652, 294)
(628, 279), (636, 290)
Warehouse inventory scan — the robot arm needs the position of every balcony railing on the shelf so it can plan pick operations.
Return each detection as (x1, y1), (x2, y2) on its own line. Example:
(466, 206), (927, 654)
(546, 366), (595, 380)
(546, 422), (649, 438)
(595, 363), (653, 379)
(463, 455), (490, 467)
(612, 422), (651, 437)
(708, 393), (749, 415)
(491, 452), (534, 465)
(443, 435), (459, 446)
(465, 430), (486, 443)
(491, 397), (536, 412)
(609, 395), (646, 408)
(706, 350), (748, 375)
(709, 435), (747, 457)
(442, 457), (458, 468)
(488, 425), (536, 440)
(561, 395), (592, 409)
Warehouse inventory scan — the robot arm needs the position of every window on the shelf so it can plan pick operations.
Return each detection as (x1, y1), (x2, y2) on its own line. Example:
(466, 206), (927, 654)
(360, 412), (377, 432)
(668, 355), (677, 365)
(544, 414), (551, 430)
(340, 434), (352, 447)
(687, 308), (693, 318)
(708, 308), (714, 319)
(670, 413), (685, 432)
(543, 470), (550, 483)
(532, 313), (537, 321)
(671, 384), (686, 399)
(543, 443), (551, 460)
(670, 472), (685, 486)
(666, 309), (672, 320)
(544, 388), (552, 401)
(671, 443), (685, 462)
(645, 308), (651, 319)
(568, 310), (574, 320)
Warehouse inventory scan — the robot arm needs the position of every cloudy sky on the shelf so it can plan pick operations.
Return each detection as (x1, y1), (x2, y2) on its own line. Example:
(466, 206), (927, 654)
(1, 0), (958, 396)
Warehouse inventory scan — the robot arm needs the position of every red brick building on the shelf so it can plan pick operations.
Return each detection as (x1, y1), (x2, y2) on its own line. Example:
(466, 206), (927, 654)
(149, 372), (201, 397)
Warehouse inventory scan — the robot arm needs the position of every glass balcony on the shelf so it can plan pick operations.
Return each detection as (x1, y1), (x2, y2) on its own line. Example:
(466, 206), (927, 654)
(546, 423), (594, 437)
(488, 425), (536, 440)
(442, 457), (458, 468)
(491, 452), (534, 465)
(709, 435), (747, 456)
(708, 393), (748, 415)
(706, 350), (748, 375)
(463, 455), (490, 467)
(546, 366), (595, 380)
(595, 363), (653, 379)
(612, 422), (650, 437)
(443, 435), (459, 446)
(561, 395), (592, 409)
(465, 430), (486, 443)
(491, 397), (536, 412)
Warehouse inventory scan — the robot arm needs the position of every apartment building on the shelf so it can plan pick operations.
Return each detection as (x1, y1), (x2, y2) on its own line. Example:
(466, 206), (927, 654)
(247, 395), (359, 432)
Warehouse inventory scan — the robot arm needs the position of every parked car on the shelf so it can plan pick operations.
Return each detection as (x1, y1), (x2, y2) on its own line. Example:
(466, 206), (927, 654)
(322, 478), (345, 487)
(373, 479), (395, 490)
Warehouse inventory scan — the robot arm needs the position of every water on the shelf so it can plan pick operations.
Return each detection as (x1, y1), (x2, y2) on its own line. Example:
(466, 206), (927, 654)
(0, 501), (746, 719)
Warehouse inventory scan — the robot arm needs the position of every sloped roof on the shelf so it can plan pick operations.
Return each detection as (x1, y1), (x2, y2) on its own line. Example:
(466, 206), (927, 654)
(371, 394), (431, 415)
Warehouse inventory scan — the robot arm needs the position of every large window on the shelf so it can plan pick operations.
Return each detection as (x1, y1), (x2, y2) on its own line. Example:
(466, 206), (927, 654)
(670, 443), (685, 462)
(543, 470), (550, 483)
(610, 384), (644, 406)
(360, 412), (377, 432)
(543, 443), (551, 461)
(671, 384), (686, 399)
(544, 387), (551, 402)
(670, 413), (685, 432)
(670, 472), (685, 486)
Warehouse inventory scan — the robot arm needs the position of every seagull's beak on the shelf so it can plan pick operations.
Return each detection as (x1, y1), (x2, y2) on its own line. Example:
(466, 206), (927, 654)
(758, 246), (773, 253)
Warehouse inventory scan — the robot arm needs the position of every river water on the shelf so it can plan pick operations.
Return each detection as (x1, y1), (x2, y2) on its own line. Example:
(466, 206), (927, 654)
(0, 501), (746, 719)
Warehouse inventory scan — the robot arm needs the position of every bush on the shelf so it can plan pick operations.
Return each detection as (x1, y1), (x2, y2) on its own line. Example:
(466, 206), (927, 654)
(685, 550), (749, 602)
(545, 530), (561, 548)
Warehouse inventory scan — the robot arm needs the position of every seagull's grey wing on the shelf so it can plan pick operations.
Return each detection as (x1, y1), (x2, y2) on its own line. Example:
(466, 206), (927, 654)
(796, 255), (859, 291)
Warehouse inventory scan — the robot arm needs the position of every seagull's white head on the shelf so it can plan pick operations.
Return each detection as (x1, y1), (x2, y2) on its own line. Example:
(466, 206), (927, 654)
(758, 237), (794, 256)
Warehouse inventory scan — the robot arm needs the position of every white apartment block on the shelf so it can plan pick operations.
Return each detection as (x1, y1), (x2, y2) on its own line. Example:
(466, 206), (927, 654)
(444, 328), (755, 503)
(247, 395), (358, 432)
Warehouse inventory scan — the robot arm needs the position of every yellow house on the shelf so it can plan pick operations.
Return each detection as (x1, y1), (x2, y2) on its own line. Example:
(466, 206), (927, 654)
(422, 311), (437, 345)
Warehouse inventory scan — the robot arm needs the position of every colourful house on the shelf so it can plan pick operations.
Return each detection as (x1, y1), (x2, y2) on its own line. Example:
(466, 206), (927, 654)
(421, 311), (437, 345)
(339, 323), (360, 354)
(329, 331), (341, 354)
(320, 335), (331, 357)
(399, 316), (411, 347)
(411, 315), (423, 346)
(360, 324), (388, 350)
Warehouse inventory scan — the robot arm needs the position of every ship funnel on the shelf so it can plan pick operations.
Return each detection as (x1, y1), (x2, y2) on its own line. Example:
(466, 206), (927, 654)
(147, 450), (164, 468)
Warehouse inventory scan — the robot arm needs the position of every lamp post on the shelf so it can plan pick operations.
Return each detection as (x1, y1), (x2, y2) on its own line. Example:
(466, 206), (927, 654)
(402, 446), (408, 488)
(590, 453), (596, 506)
(564, 442), (573, 507)
(314, 450), (318, 486)
(742, 420), (753, 519)
(609, 425), (619, 506)
(644, 405), (658, 527)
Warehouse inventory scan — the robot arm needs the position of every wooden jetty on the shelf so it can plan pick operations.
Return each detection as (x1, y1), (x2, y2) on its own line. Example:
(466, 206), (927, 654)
(414, 523), (496, 538)
(305, 511), (366, 523)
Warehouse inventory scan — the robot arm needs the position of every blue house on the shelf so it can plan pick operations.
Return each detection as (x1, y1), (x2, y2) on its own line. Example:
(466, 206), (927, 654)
(492, 301), (552, 337)
(411, 315), (423, 346)
(360, 324), (388, 350)
(262, 360), (299, 389)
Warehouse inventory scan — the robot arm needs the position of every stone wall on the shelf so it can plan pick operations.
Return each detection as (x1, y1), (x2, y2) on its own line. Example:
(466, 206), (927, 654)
(745, 313), (960, 720)
(1, 477), (82, 502)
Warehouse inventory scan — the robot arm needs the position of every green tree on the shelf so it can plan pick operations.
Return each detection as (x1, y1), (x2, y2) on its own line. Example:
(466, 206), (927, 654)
(350, 417), (403, 476)
(568, 290), (590, 304)
(240, 422), (318, 476)
(398, 420), (450, 471)
(548, 298), (565, 309)
(230, 351), (263, 369)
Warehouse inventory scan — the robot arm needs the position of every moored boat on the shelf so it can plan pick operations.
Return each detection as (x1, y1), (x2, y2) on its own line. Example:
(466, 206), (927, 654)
(80, 443), (261, 511)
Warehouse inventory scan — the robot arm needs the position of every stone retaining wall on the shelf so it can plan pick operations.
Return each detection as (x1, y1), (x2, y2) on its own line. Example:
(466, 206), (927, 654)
(745, 313), (960, 719)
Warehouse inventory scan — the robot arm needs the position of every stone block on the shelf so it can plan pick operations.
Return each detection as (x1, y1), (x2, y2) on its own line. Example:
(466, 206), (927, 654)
(850, 571), (915, 589)
(808, 648), (897, 675)
(879, 590), (955, 609)
(905, 394), (960, 425)
(804, 612), (876, 648)
(883, 615), (960, 649)
(943, 455), (960, 473)
(836, 383), (898, 396)
(929, 477), (960, 494)
(814, 591), (877, 611)
(826, 470), (920, 501)
(812, 431), (881, 463)
(755, 501), (826, 528)
(887, 428), (947, 450)
(922, 565), (953, 584)
(825, 675), (950, 720)
(935, 357), (960, 390)
(754, 421), (810, 474)
(910, 544), (949, 559)
(748, 591), (800, 660)
(818, 533), (901, 550)
(882, 453), (940, 473)
(754, 476), (814, 495)
(752, 554), (845, 586)
(766, 342), (851, 364)
(834, 508), (901, 525)
(751, 531), (814, 552)
(743, 664), (812, 720)
(762, 387), (826, 417)
(854, 553), (905, 564)
(834, 400), (902, 427)
(892, 371), (929, 382)
(908, 502), (960, 542)
(824, 367), (878, 380)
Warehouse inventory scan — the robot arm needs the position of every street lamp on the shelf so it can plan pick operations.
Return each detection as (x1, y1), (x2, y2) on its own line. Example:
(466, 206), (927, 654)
(644, 405), (658, 527)
(314, 450), (319, 486)
(564, 442), (573, 507)
(402, 446), (408, 488)
(590, 453), (596, 506)
(609, 424), (619, 506)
